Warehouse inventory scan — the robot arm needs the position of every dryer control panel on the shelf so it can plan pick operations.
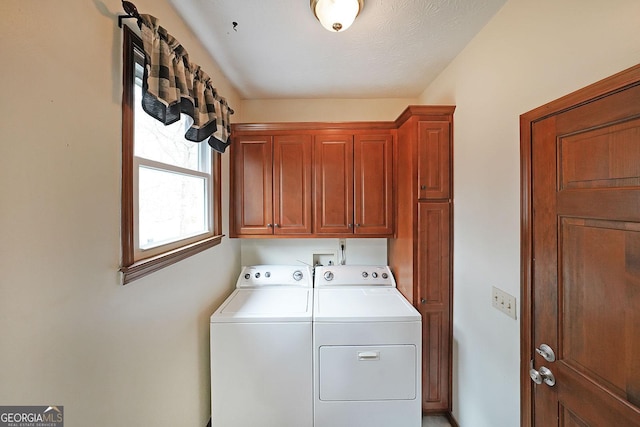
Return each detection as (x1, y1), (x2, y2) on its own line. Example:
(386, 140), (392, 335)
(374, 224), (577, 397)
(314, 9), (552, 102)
(314, 265), (396, 287)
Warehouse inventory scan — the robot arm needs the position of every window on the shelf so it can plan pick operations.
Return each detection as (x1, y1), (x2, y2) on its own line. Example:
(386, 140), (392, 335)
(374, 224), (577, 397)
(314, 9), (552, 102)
(121, 26), (222, 284)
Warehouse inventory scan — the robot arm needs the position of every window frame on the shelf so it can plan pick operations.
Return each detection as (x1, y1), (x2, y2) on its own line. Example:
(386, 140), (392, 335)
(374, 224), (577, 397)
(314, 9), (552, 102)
(121, 25), (222, 285)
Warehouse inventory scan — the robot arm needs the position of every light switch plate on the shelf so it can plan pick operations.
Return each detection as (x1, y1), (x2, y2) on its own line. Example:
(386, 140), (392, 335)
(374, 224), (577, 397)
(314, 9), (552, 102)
(492, 286), (517, 319)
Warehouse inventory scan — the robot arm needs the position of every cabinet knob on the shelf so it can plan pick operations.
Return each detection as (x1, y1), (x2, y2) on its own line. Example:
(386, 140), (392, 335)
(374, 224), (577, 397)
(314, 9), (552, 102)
(267, 223), (273, 228)
(420, 185), (427, 190)
(355, 223), (361, 227)
(275, 223), (280, 228)
(348, 223), (353, 228)
(421, 298), (426, 304)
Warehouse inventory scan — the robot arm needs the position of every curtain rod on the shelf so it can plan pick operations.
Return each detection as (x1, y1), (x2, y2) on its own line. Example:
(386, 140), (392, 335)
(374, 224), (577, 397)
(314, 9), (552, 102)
(118, 1), (140, 28)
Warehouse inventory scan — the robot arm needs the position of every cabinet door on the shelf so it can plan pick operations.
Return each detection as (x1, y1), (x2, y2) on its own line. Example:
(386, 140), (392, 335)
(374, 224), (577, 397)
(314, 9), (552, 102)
(354, 134), (394, 235)
(273, 135), (312, 235)
(417, 202), (451, 412)
(418, 121), (450, 200)
(232, 135), (273, 235)
(314, 134), (354, 234)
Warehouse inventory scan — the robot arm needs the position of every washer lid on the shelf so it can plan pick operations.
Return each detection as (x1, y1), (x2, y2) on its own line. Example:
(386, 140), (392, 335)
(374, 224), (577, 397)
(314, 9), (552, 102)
(313, 288), (420, 322)
(211, 288), (312, 322)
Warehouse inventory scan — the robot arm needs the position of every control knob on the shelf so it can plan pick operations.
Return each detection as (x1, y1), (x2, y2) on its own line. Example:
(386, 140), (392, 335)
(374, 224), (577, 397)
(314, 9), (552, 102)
(292, 270), (303, 281)
(324, 271), (334, 281)
(362, 271), (369, 278)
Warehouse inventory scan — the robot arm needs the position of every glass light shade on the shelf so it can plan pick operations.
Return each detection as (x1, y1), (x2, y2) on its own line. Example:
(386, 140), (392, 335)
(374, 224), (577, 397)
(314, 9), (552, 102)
(312, 0), (362, 32)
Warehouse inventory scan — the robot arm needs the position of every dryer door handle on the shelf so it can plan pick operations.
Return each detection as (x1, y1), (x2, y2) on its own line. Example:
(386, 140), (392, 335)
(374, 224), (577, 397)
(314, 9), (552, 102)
(357, 351), (380, 361)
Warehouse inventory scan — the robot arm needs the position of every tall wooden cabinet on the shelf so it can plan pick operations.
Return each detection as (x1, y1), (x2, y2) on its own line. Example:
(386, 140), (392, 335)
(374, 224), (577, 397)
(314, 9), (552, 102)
(389, 105), (455, 413)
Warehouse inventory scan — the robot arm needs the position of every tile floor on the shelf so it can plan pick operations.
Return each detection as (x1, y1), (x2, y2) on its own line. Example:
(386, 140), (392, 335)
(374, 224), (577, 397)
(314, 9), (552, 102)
(422, 414), (453, 427)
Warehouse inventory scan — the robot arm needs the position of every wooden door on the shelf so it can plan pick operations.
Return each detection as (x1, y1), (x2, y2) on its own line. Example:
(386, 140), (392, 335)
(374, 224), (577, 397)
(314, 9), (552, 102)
(314, 134), (354, 234)
(273, 135), (312, 235)
(354, 133), (393, 235)
(418, 121), (450, 200)
(232, 135), (273, 235)
(522, 65), (640, 426)
(417, 202), (451, 412)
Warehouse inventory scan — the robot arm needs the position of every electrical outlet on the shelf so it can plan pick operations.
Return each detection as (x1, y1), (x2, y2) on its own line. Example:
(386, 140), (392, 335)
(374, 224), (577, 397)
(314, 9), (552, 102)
(491, 286), (517, 319)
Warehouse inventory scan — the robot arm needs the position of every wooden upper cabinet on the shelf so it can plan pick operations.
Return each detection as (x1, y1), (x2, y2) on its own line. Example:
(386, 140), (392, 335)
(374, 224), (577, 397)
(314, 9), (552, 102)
(230, 122), (396, 238)
(354, 134), (394, 235)
(313, 134), (354, 234)
(314, 132), (394, 236)
(273, 135), (313, 235)
(231, 134), (312, 237)
(232, 135), (273, 236)
(418, 121), (451, 200)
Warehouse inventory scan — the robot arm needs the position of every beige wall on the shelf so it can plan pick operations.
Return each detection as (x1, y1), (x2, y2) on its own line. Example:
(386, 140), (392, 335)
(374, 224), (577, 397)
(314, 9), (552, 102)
(240, 98), (417, 122)
(0, 1), (241, 426)
(419, 0), (640, 425)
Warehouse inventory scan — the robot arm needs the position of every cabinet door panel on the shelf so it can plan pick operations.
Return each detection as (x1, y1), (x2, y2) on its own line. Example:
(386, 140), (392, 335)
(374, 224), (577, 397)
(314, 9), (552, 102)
(417, 202), (451, 411)
(233, 136), (273, 235)
(314, 134), (354, 234)
(273, 135), (312, 235)
(354, 134), (393, 235)
(418, 121), (450, 200)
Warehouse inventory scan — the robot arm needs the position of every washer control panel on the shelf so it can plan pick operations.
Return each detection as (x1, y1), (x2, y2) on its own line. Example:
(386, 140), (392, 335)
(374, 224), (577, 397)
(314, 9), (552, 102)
(314, 265), (395, 287)
(236, 265), (312, 288)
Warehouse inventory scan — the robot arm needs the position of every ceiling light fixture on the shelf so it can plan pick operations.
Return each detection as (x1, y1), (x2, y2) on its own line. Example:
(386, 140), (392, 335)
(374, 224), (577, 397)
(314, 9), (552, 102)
(310, 0), (364, 32)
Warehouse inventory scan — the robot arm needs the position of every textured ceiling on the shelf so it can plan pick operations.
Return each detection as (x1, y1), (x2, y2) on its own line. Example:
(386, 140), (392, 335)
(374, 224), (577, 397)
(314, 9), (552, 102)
(169, 0), (507, 99)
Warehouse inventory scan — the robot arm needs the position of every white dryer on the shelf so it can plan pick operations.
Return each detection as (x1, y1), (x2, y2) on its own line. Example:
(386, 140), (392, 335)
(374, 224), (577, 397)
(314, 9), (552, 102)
(210, 265), (313, 427)
(313, 265), (422, 427)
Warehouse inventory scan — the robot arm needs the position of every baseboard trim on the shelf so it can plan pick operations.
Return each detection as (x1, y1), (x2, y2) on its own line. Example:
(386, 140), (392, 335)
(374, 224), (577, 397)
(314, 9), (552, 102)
(447, 412), (460, 427)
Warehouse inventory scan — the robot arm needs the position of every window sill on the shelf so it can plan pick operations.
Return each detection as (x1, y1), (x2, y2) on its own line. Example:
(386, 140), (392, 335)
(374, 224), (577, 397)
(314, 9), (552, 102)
(120, 234), (224, 285)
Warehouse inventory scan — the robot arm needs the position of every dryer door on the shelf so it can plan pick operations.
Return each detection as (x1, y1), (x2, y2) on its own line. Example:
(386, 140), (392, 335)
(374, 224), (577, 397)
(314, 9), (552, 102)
(319, 345), (417, 401)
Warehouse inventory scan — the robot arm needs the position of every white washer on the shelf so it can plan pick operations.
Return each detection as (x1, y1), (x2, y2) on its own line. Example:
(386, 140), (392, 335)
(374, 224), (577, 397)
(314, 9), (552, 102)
(313, 265), (422, 427)
(210, 265), (313, 427)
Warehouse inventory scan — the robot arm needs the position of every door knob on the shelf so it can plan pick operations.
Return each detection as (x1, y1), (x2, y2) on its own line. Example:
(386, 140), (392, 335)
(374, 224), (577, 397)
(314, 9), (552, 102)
(529, 366), (555, 387)
(535, 344), (556, 362)
(529, 367), (543, 385)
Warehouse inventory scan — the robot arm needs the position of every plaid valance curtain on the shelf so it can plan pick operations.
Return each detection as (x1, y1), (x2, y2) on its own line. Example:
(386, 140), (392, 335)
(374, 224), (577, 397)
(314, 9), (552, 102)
(137, 14), (234, 153)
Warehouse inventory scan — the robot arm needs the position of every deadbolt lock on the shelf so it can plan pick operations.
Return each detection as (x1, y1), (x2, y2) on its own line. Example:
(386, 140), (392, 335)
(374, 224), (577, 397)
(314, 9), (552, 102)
(535, 343), (556, 362)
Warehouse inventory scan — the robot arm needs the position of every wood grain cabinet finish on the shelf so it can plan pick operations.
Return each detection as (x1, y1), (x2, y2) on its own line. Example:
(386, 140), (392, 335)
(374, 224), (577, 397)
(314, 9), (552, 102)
(231, 134), (312, 237)
(313, 134), (354, 234)
(417, 202), (451, 412)
(354, 134), (394, 235)
(231, 123), (395, 238)
(388, 105), (455, 414)
(314, 133), (394, 236)
(231, 135), (273, 236)
(418, 121), (451, 200)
